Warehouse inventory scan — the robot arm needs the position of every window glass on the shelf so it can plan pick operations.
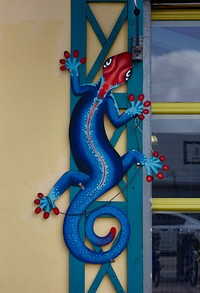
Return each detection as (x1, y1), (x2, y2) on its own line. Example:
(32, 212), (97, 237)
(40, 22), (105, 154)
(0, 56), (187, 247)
(152, 21), (200, 102)
(152, 115), (200, 198)
(152, 212), (200, 291)
(152, 14), (200, 292)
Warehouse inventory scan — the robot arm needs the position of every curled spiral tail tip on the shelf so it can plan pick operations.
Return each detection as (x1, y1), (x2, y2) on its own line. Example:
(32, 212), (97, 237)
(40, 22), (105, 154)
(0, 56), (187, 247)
(110, 227), (117, 238)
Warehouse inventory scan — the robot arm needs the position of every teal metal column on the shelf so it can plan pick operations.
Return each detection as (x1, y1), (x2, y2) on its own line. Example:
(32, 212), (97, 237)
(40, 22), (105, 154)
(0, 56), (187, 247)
(127, 1), (144, 292)
(70, 1), (144, 292)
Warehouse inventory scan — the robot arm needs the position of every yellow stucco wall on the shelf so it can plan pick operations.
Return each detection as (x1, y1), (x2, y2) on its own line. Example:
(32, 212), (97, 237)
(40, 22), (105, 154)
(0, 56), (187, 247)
(0, 1), (128, 292)
(0, 1), (70, 292)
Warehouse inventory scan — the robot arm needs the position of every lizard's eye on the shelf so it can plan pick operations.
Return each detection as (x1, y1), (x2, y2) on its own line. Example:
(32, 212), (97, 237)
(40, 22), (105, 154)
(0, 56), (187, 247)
(103, 57), (113, 68)
(125, 69), (132, 81)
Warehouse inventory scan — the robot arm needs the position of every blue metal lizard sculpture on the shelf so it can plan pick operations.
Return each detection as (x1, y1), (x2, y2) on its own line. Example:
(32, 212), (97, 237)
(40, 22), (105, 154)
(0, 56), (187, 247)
(34, 50), (168, 264)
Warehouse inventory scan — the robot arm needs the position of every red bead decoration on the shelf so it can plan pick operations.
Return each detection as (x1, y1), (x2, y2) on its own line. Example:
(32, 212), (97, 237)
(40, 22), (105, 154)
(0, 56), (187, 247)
(139, 114), (145, 120)
(162, 165), (169, 171)
(37, 193), (44, 199)
(44, 212), (49, 219)
(143, 109), (149, 114)
(73, 50), (79, 58)
(59, 59), (66, 64)
(35, 207), (41, 214)
(153, 151), (159, 157)
(143, 101), (151, 107)
(128, 94), (135, 102)
(159, 155), (166, 162)
(80, 57), (86, 64)
(64, 51), (70, 58)
(157, 172), (164, 179)
(146, 175), (153, 182)
(60, 66), (66, 71)
(53, 207), (60, 215)
(138, 94), (144, 101)
(34, 199), (40, 205)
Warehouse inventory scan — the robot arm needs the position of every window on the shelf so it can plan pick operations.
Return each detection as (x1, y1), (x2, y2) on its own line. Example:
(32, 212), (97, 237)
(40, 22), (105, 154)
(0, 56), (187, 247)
(152, 21), (200, 103)
(151, 9), (200, 202)
(151, 7), (200, 291)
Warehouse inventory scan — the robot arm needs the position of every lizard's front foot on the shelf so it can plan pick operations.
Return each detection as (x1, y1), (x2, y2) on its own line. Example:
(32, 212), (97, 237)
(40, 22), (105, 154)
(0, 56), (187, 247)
(59, 50), (86, 76)
(128, 94), (151, 120)
(142, 151), (169, 182)
(34, 193), (59, 219)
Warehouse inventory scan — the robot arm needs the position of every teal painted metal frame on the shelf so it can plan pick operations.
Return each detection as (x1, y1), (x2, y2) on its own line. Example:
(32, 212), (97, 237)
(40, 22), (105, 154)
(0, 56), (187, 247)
(70, 1), (143, 292)
(70, 2), (86, 291)
(127, 1), (143, 291)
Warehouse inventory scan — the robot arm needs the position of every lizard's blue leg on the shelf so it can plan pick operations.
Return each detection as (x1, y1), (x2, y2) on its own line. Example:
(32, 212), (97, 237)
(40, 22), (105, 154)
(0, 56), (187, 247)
(47, 170), (90, 201)
(121, 150), (167, 181)
(35, 171), (90, 218)
(122, 150), (145, 174)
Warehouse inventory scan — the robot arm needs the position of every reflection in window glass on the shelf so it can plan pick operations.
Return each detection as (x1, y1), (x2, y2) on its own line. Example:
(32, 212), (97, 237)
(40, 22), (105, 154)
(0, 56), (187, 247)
(152, 21), (200, 102)
(152, 115), (200, 198)
(152, 212), (200, 292)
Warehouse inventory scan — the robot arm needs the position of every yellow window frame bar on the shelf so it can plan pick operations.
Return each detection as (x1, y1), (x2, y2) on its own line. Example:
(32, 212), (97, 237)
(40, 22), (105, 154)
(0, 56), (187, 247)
(152, 103), (200, 115)
(152, 198), (200, 212)
(152, 9), (200, 21)
(151, 8), (200, 211)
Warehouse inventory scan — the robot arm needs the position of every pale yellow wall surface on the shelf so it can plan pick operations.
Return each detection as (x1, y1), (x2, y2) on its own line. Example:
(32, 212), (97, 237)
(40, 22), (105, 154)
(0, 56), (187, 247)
(0, 1), (128, 292)
(0, 1), (70, 292)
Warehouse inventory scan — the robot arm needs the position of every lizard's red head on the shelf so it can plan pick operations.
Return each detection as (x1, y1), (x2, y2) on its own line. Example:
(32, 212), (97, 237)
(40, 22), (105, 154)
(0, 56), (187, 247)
(102, 52), (132, 86)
